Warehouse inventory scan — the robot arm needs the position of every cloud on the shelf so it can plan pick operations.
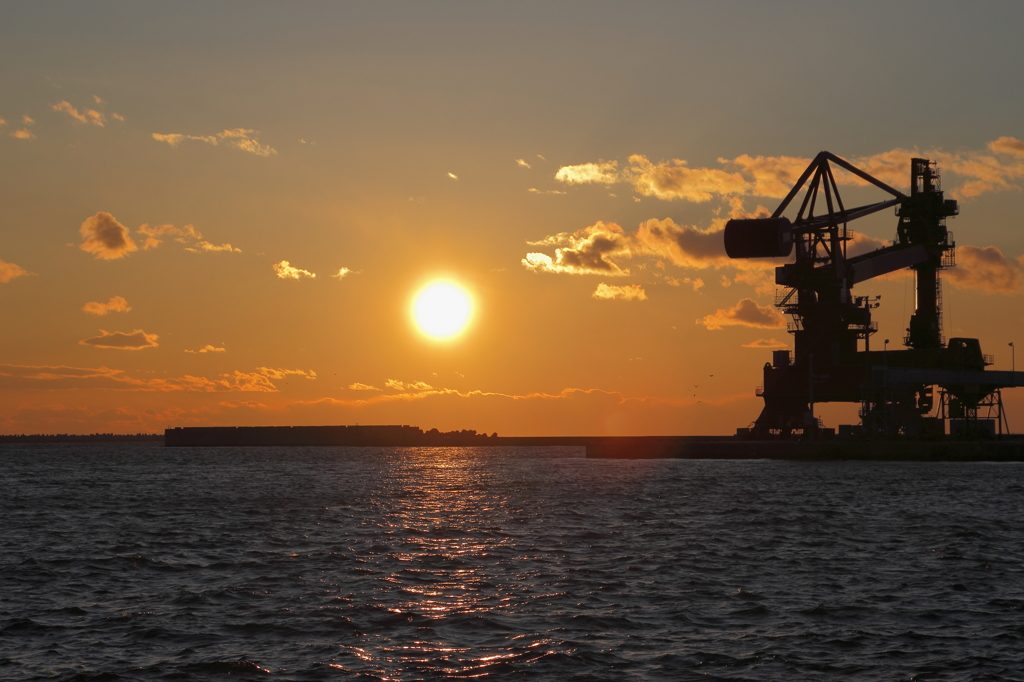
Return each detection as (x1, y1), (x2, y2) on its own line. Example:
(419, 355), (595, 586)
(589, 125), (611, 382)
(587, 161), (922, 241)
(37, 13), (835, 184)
(185, 241), (241, 253)
(152, 133), (215, 146)
(662, 275), (705, 291)
(79, 329), (159, 350)
(332, 267), (352, 279)
(0, 118), (5, 126)
(0, 365), (313, 395)
(448, 172), (458, 180)
(136, 223), (237, 252)
(526, 233), (570, 246)
(698, 298), (786, 330)
(0, 259), (32, 283)
(551, 138), (1024, 204)
(593, 283), (647, 301)
(10, 129), (35, 140)
(554, 160), (618, 185)
(137, 223), (203, 249)
(52, 101), (106, 126)
(79, 212), (138, 260)
(185, 345), (226, 354)
(83, 296), (130, 315)
(742, 338), (790, 349)
(524, 215), (779, 294)
(527, 188), (566, 195)
(273, 260), (316, 279)
(218, 128), (276, 156)
(257, 367), (316, 381)
(634, 218), (731, 269)
(152, 129), (276, 156)
(111, 113), (125, 122)
(385, 379), (433, 392)
(144, 367), (313, 393)
(944, 245), (1024, 293)
(522, 222), (632, 275)
(22, 115), (34, 125)
(348, 382), (382, 391)
(988, 136), (1024, 159)
(627, 155), (749, 202)
(515, 158), (531, 168)
(0, 364), (145, 390)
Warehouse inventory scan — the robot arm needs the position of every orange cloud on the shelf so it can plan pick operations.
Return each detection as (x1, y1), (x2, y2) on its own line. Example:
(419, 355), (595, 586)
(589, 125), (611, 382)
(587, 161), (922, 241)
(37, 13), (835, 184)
(135, 223), (238, 252)
(348, 382), (382, 391)
(634, 218), (731, 269)
(593, 283), (647, 301)
(79, 329), (159, 350)
(627, 155), (749, 202)
(152, 132), (217, 146)
(82, 296), (130, 315)
(152, 129), (276, 156)
(385, 379), (433, 391)
(0, 364), (312, 393)
(273, 260), (316, 279)
(522, 222), (632, 275)
(0, 380), (759, 436)
(742, 338), (789, 349)
(988, 136), (1024, 159)
(79, 212), (138, 260)
(185, 345), (226, 354)
(944, 245), (1024, 293)
(698, 298), (786, 330)
(552, 138), (1024, 203)
(186, 241), (241, 253)
(10, 129), (35, 140)
(52, 101), (105, 126)
(515, 158), (531, 168)
(137, 223), (203, 249)
(0, 259), (32, 283)
(256, 367), (316, 381)
(332, 267), (352, 279)
(525, 217), (779, 295)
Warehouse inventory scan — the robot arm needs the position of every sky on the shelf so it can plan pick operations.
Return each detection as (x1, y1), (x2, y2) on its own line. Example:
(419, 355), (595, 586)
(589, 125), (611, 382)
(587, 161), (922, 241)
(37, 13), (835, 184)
(3, 1), (1024, 436)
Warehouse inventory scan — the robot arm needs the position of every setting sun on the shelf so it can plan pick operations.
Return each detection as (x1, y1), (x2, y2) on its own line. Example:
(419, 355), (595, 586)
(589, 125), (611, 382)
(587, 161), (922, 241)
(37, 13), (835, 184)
(412, 281), (474, 340)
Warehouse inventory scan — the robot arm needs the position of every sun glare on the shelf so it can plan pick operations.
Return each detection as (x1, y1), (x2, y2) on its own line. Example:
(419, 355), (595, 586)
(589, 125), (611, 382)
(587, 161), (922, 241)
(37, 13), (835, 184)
(412, 281), (474, 340)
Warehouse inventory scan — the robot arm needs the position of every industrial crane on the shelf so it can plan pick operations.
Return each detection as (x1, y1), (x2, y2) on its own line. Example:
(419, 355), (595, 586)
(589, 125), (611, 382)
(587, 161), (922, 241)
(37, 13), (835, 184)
(725, 152), (1023, 439)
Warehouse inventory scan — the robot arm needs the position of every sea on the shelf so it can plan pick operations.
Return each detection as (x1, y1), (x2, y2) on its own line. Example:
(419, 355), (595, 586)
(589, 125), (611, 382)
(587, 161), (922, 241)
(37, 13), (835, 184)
(2, 444), (1023, 681)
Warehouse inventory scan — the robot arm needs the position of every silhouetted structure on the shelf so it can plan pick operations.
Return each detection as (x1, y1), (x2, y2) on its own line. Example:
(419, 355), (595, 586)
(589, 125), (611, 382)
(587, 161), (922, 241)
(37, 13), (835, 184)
(0, 433), (163, 444)
(726, 153), (1024, 439)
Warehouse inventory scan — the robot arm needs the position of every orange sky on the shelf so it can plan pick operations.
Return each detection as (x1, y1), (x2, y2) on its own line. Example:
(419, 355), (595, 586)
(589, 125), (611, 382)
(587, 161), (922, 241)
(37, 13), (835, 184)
(3, 3), (1024, 435)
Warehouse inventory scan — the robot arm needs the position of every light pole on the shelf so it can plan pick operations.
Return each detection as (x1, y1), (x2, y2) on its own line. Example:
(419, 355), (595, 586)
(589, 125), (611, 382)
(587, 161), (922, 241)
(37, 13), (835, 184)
(884, 339), (889, 365)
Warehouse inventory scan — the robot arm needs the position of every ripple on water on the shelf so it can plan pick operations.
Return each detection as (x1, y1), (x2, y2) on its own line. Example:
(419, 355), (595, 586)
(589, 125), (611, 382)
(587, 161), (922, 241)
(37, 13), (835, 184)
(2, 446), (1024, 680)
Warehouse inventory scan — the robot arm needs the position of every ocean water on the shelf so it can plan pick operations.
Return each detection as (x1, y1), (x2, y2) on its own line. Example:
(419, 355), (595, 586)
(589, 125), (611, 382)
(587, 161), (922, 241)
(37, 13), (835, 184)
(2, 445), (1024, 681)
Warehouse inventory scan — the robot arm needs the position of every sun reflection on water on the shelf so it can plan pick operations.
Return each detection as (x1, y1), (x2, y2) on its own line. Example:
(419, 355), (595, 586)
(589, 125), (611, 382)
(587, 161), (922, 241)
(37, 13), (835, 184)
(322, 448), (571, 678)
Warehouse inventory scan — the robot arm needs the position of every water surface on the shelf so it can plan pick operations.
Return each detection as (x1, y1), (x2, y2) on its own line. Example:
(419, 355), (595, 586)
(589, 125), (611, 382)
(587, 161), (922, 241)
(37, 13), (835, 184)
(2, 445), (1023, 680)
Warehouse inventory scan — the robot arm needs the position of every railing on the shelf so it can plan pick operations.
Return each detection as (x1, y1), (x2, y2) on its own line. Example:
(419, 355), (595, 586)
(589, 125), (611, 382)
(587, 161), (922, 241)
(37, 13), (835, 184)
(755, 385), (764, 397)
(984, 354), (995, 366)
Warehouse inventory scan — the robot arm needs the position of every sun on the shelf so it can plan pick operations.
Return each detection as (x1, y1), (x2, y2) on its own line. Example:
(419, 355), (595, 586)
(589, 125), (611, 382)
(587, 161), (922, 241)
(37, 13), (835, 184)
(411, 281), (474, 340)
